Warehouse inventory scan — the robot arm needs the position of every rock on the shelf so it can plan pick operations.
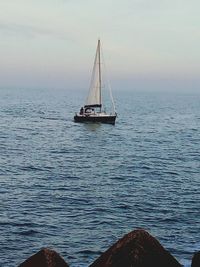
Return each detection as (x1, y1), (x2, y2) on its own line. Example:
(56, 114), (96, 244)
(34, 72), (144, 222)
(191, 251), (200, 267)
(89, 229), (181, 267)
(18, 248), (69, 267)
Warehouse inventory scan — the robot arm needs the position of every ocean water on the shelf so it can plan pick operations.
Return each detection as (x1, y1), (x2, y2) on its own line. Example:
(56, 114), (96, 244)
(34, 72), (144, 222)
(0, 88), (200, 267)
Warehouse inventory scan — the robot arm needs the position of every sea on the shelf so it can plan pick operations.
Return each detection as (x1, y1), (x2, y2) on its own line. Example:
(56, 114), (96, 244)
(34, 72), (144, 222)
(0, 87), (199, 267)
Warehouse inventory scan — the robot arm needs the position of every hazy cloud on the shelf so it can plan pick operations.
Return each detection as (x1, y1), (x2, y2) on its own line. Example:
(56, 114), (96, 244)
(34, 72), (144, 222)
(0, 21), (71, 41)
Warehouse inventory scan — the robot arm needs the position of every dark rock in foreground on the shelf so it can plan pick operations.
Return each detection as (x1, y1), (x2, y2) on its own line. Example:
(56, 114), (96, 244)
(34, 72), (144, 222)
(192, 251), (200, 267)
(89, 229), (181, 267)
(18, 229), (184, 267)
(18, 248), (69, 267)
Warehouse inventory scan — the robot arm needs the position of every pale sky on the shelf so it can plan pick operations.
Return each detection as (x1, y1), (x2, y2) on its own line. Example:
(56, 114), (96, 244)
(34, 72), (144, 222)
(0, 0), (199, 91)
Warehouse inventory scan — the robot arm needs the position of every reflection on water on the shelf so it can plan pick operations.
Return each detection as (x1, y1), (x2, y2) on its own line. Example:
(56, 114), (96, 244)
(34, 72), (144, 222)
(83, 122), (102, 131)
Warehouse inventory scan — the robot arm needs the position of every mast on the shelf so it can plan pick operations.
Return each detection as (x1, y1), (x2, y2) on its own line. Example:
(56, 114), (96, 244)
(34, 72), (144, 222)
(98, 39), (102, 112)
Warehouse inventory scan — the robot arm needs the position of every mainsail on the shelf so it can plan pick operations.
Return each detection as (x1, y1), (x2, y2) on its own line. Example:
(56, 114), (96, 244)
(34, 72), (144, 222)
(85, 40), (102, 108)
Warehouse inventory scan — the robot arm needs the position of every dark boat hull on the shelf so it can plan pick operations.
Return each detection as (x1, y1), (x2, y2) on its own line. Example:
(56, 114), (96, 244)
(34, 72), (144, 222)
(74, 114), (116, 125)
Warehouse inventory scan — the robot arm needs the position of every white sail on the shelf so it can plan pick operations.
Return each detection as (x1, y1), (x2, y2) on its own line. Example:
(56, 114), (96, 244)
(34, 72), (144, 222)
(85, 40), (102, 108)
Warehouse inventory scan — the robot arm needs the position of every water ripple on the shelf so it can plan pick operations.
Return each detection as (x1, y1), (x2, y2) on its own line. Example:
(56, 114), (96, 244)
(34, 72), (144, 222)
(0, 89), (199, 267)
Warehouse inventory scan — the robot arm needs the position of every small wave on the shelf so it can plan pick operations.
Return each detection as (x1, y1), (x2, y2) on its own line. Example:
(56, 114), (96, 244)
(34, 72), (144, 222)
(78, 249), (101, 256)
(19, 166), (45, 172)
(110, 176), (125, 181)
(116, 203), (131, 210)
(164, 171), (179, 176)
(0, 135), (7, 139)
(18, 229), (39, 236)
(141, 165), (152, 170)
(51, 149), (70, 154)
(40, 116), (62, 121)
(17, 127), (32, 131)
(2, 221), (38, 228)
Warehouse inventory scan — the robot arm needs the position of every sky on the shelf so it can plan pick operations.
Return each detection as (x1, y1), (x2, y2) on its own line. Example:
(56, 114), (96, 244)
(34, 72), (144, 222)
(0, 0), (199, 91)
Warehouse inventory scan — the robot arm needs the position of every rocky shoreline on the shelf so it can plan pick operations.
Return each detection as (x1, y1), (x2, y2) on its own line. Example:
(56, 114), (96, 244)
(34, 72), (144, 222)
(18, 229), (199, 267)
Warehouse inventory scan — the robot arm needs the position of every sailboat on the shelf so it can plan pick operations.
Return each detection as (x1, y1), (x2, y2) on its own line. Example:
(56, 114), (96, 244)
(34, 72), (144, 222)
(74, 40), (117, 125)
